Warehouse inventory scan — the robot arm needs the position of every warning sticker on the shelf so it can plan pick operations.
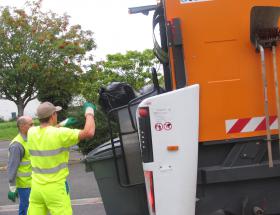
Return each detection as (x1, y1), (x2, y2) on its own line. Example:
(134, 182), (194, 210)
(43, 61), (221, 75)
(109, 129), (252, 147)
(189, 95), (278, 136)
(153, 108), (171, 122)
(155, 123), (163, 131)
(153, 108), (173, 132)
(154, 122), (173, 131)
(180, 0), (212, 4)
(164, 122), (172, 131)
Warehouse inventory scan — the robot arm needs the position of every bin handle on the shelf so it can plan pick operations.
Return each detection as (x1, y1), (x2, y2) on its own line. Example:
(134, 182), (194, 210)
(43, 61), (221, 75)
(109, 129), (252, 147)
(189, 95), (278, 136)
(106, 75), (163, 187)
(107, 112), (144, 188)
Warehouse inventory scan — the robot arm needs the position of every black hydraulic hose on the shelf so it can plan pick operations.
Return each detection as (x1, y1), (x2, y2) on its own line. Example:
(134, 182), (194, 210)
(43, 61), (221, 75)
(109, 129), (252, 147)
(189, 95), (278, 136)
(153, 6), (169, 64)
(151, 67), (161, 94)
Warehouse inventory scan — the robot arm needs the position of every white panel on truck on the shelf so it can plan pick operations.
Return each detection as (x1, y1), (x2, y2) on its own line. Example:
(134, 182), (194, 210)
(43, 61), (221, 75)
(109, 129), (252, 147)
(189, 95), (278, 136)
(137, 84), (199, 215)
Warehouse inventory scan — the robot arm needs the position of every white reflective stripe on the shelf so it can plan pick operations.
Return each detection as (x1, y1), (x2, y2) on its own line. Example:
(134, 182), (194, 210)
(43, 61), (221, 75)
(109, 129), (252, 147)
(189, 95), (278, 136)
(270, 118), (278, 130)
(29, 147), (70, 156)
(241, 117), (263, 133)
(225, 119), (237, 133)
(32, 162), (68, 174)
(17, 172), (31, 177)
(20, 161), (31, 166)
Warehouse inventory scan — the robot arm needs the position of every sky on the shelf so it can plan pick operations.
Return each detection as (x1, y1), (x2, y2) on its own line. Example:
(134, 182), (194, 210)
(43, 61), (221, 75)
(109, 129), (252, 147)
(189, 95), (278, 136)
(0, 0), (157, 60)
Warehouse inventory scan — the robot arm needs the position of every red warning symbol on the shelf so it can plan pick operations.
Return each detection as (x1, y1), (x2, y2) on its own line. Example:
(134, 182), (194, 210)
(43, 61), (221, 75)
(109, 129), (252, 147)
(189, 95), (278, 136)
(155, 123), (163, 131)
(164, 122), (172, 130)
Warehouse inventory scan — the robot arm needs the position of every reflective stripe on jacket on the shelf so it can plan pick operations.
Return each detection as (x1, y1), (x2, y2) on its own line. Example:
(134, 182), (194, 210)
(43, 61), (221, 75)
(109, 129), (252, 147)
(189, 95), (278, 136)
(27, 126), (80, 184)
(9, 134), (32, 188)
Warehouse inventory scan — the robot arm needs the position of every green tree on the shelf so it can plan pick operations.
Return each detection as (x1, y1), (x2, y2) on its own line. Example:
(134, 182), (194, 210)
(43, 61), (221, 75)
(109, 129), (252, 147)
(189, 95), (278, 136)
(80, 49), (160, 102)
(0, 0), (95, 116)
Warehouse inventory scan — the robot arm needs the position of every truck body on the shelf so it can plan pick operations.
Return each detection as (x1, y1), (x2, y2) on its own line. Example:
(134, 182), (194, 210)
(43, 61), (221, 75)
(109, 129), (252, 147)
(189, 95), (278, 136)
(163, 0), (280, 142)
(135, 1), (280, 214)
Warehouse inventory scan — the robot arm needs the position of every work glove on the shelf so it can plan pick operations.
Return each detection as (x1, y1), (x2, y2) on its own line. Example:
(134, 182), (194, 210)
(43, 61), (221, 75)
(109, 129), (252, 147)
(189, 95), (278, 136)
(7, 185), (18, 202)
(83, 102), (96, 117)
(59, 117), (78, 127)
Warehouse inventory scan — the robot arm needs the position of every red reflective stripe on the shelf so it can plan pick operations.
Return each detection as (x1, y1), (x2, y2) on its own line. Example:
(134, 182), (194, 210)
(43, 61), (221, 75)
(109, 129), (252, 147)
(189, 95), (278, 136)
(144, 171), (155, 213)
(255, 118), (266, 131)
(149, 173), (155, 213)
(228, 118), (251, 133)
(270, 116), (278, 126)
(269, 116), (277, 128)
(255, 116), (277, 131)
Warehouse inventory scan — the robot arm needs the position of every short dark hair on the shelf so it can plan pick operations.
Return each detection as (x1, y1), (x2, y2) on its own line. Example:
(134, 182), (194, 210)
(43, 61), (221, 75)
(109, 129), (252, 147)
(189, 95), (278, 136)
(39, 116), (52, 123)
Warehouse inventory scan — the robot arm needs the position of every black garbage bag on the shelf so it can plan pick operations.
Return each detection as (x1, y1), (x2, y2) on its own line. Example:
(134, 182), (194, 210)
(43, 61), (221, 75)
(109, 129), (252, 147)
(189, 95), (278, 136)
(139, 83), (165, 95)
(99, 82), (137, 113)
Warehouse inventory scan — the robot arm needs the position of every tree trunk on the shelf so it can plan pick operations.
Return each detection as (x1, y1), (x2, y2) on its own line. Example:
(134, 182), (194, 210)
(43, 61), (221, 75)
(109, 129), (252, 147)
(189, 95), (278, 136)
(17, 101), (24, 117)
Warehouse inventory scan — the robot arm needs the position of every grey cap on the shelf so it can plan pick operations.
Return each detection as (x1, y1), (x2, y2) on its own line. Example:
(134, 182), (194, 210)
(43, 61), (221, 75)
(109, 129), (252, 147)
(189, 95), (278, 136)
(36, 102), (62, 119)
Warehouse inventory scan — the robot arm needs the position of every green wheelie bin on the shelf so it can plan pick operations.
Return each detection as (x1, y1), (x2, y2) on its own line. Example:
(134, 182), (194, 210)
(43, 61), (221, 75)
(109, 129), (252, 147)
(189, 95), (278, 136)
(84, 139), (149, 215)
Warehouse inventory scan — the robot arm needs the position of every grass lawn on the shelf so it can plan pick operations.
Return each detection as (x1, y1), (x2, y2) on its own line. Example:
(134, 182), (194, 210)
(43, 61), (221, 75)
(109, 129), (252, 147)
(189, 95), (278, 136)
(0, 120), (40, 141)
(0, 121), (18, 141)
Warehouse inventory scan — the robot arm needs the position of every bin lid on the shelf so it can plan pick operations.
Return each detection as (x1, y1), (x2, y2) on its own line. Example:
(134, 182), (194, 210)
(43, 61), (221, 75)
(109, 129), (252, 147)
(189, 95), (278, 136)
(84, 138), (121, 162)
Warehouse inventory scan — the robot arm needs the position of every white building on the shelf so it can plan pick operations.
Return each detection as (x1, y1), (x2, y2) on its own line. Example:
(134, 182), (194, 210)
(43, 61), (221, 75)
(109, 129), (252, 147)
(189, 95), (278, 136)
(0, 99), (40, 121)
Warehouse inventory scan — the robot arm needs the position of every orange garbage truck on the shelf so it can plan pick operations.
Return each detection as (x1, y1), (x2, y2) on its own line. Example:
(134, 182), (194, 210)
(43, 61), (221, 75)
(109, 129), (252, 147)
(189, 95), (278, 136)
(129, 0), (280, 214)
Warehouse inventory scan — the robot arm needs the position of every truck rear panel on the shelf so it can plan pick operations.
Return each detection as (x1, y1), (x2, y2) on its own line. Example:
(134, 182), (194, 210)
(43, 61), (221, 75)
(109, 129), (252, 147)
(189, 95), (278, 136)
(164, 0), (280, 142)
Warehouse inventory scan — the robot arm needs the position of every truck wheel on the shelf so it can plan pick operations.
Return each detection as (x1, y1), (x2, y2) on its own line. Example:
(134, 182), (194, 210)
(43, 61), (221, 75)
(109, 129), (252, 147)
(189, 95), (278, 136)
(253, 206), (264, 215)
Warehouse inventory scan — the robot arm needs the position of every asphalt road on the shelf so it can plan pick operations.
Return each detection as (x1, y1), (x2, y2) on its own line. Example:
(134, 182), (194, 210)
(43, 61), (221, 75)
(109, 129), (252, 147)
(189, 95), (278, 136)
(0, 140), (106, 215)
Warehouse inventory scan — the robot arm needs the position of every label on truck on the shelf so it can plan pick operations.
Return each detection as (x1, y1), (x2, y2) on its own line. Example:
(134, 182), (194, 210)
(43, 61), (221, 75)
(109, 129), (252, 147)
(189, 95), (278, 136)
(180, 0), (212, 4)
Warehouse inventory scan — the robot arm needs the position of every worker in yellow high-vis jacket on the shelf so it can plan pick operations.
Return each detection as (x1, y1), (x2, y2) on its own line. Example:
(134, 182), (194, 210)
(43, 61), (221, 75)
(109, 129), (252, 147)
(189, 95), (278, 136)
(27, 101), (96, 215)
(7, 116), (33, 215)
